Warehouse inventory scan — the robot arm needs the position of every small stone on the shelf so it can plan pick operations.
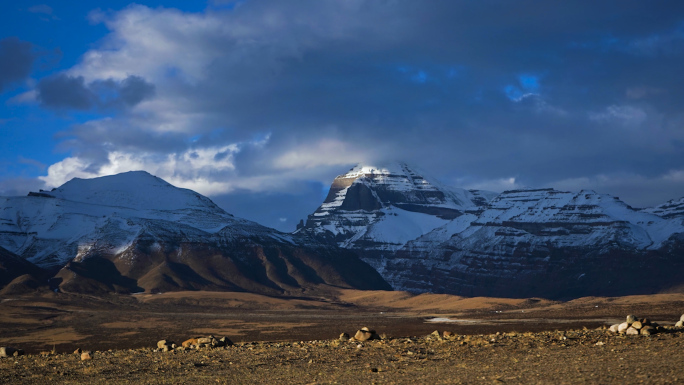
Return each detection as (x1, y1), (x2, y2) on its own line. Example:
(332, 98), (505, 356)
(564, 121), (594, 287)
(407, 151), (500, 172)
(430, 330), (442, 340)
(609, 324), (620, 333)
(617, 322), (630, 333)
(626, 315), (637, 324)
(443, 331), (454, 339)
(595, 341), (605, 346)
(631, 321), (643, 330)
(81, 352), (92, 361)
(339, 333), (350, 342)
(625, 327), (639, 335)
(354, 327), (379, 342)
(0, 347), (17, 358)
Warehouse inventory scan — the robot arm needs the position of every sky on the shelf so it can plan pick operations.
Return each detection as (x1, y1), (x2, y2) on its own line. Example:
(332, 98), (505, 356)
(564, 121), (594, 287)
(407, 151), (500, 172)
(2, 1), (684, 232)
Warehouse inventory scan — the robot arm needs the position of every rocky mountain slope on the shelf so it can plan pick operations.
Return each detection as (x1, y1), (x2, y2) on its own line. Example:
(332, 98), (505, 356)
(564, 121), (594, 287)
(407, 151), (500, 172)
(0, 171), (390, 295)
(303, 164), (684, 299)
(296, 163), (496, 272)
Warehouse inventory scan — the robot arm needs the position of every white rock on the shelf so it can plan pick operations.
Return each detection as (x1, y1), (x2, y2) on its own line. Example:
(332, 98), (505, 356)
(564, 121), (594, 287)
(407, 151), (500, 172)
(617, 322), (630, 333)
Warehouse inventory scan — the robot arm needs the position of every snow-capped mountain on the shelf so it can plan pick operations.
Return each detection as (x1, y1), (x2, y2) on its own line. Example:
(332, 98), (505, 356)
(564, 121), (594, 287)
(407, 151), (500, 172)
(0, 171), (265, 267)
(642, 197), (684, 219)
(303, 165), (684, 298)
(0, 171), (390, 294)
(296, 163), (496, 271)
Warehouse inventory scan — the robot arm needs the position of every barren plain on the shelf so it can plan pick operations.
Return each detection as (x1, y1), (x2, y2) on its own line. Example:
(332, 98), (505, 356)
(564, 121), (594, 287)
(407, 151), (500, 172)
(1, 288), (684, 384)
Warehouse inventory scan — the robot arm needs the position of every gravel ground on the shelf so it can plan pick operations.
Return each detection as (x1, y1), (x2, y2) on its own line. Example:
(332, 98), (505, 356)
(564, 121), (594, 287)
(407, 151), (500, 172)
(1, 328), (683, 384)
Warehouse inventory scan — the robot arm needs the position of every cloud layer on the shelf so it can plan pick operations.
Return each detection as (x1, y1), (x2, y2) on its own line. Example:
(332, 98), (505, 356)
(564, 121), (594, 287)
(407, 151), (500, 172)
(16, 1), (684, 230)
(0, 37), (35, 92)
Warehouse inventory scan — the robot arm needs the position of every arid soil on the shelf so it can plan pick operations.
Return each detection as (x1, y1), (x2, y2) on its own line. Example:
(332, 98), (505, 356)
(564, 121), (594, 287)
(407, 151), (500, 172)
(1, 288), (684, 383)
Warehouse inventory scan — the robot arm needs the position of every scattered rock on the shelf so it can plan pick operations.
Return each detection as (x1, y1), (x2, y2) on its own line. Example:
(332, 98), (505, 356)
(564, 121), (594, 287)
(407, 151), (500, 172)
(429, 330), (442, 340)
(73, 348), (82, 355)
(609, 324), (619, 333)
(443, 331), (455, 339)
(182, 338), (199, 348)
(81, 352), (93, 361)
(675, 320), (684, 329)
(641, 326), (655, 336)
(631, 321), (643, 330)
(197, 337), (213, 345)
(0, 347), (22, 358)
(626, 327), (639, 335)
(339, 333), (350, 342)
(617, 322), (629, 333)
(626, 315), (637, 324)
(354, 327), (379, 342)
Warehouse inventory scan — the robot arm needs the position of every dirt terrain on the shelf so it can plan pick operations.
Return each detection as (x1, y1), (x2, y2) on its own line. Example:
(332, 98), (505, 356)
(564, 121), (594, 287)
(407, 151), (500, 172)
(1, 288), (683, 383)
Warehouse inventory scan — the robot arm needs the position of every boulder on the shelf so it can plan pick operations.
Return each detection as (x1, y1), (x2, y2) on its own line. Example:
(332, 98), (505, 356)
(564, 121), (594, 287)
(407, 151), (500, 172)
(354, 327), (379, 342)
(641, 326), (656, 336)
(443, 331), (455, 339)
(218, 337), (233, 347)
(339, 333), (350, 342)
(640, 318), (651, 326)
(182, 338), (199, 348)
(625, 327), (639, 335)
(681, 314), (684, 322)
(81, 352), (92, 361)
(197, 337), (213, 345)
(675, 320), (684, 329)
(430, 330), (442, 340)
(0, 347), (19, 358)
(631, 321), (643, 330)
(626, 315), (637, 324)
(617, 322), (630, 333)
(609, 324), (620, 333)
(73, 348), (82, 355)
(157, 340), (173, 349)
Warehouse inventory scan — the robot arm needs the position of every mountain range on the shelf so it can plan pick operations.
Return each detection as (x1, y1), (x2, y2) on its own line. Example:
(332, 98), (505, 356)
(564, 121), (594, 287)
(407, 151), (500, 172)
(297, 163), (684, 298)
(1, 164), (683, 299)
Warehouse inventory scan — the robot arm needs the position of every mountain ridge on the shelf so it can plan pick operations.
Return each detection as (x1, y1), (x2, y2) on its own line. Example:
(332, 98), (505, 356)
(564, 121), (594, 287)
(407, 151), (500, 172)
(301, 163), (684, 298)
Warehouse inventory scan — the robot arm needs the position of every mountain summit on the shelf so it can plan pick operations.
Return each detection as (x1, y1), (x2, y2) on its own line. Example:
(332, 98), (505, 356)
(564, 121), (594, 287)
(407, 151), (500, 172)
(297, 163), (496, 271)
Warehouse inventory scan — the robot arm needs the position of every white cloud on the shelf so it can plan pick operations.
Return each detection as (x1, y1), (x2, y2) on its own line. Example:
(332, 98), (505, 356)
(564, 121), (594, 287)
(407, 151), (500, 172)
(463, 177), (523, 193)
(40, 145), (239, 196)
(589, 105), (648, 127)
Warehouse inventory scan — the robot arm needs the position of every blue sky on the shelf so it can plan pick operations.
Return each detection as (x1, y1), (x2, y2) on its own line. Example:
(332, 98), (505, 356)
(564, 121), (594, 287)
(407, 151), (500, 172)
(2, 1), (684, 231)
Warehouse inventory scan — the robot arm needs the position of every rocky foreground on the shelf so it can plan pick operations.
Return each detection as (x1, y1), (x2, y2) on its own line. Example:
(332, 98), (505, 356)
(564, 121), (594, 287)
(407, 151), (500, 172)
(2, 318), (684, 384)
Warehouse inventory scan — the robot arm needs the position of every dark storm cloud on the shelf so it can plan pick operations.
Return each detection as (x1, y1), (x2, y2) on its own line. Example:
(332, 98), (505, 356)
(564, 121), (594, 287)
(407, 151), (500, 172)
(0, 37), (35, 92)
(37, 74), (95, 109)
(41, 1), (684, 218)
(37, 74), (155, 110)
